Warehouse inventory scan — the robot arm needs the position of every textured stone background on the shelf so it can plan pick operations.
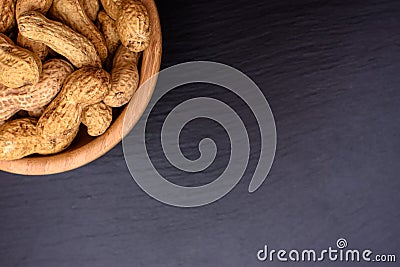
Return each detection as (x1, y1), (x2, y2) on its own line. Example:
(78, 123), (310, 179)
(1, 0), (399, 266)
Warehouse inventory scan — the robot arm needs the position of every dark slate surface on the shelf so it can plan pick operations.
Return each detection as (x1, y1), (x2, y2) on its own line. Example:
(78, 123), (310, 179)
(1, 0), (399, 266)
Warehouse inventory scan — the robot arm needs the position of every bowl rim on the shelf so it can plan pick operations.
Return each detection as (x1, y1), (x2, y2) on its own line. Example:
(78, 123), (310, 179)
(0, 0), (162, 175)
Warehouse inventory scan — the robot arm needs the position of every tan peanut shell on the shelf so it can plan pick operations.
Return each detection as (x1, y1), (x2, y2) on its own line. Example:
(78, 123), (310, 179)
(0, 117), (38, 160)
(116, 0), (151, 53)
(104, 45), (139, 107)
(15, 0), (53, 60)
(82, 102), (112, 136)
(17, 33), (49, 61)
(15, 0), (53, 18)
(36, 67), (110, 155)
(100, 0), (123, 20)
(82, 0), (100, 21)
(18, 11), (102, 68)
(0, 33), (42, 88)
(50, 0), (108, 62)
(97, 10), (120, 68)
(0, 68), (111, 160)
(0, 0), (16, 34)
(0, 59), (74, 121)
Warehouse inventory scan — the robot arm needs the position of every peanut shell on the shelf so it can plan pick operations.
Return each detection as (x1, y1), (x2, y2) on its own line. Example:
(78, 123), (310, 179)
(104, 45), (139, 107)
(15, 0), (53, 60)
(17, 33), (49, 61)
(50, 0), (108, 62)
(36, 67), (110, 155)
(82, 102), (112, 136)
(0, 0), (16, 34)
(0, 33), (42, 88)
(82, 0), (100, 21)
(97, 10), (120, 68)
(15, 0), (53, 18)
(116, 0), (151, 53)
(18, 11), (102, 68)
(0, 118), (38, 160)
(0, 59), (74, 121)
(100, 0), (123, 20)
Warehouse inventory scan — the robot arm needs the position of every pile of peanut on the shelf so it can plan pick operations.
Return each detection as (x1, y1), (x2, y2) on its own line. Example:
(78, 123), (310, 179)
(0, 0), (151, 160)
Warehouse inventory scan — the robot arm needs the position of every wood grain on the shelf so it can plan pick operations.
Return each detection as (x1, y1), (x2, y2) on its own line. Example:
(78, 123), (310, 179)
(0, 0), (162, 175)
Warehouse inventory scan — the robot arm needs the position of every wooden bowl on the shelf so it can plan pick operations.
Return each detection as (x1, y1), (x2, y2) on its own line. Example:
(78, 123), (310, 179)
(0, 0), (162, 175)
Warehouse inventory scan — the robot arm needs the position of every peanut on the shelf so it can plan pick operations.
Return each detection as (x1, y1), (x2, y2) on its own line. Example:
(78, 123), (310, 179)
(0, 0), (16, 34)
(0, 0), (151, 159)
(0, 68), (111, 160)
(0, 59), (74, 121)
(117, 0), (151, 52)
(100, 0), (123, 20)
(50, 0), (108, 62)
(0, 117), (38, 160)
(0, 33), (42, 88)
(82, 0), (100, 21)
(36, 67), (110, 154)
(15, 0), (53, 60)
(97, 10), (120, 69)
(101, 0), (151, 52)
(82, 102), (112, 136)
(17, 33), (48, 61)
(18, 11), (102, 68)
(104, 45), (139, 107)
(15, 0), (53, 18)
